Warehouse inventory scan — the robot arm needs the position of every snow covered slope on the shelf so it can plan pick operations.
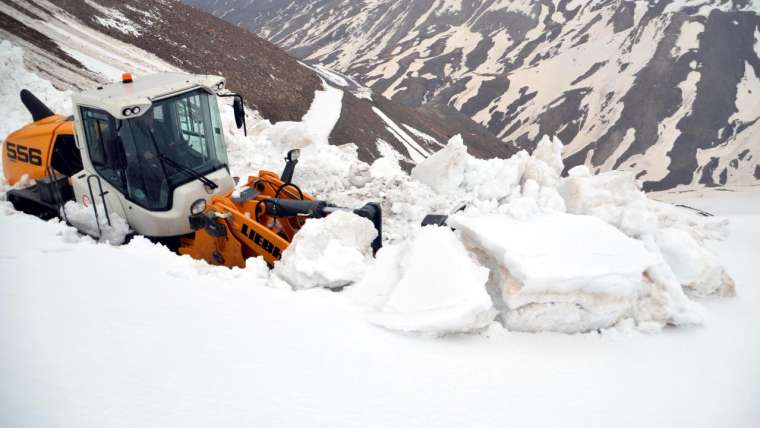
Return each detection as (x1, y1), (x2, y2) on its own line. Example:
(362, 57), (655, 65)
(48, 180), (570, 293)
(0, 0), (515, 169)
(185, 0), (760, 190)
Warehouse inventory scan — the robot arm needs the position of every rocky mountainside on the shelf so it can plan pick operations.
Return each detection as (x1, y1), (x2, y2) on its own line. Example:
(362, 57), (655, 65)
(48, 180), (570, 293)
(0, 0), (515, 169)
(183, 0), (760, 190)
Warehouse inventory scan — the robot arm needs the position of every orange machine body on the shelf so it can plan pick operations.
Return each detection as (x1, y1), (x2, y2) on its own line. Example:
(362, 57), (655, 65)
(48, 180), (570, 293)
(2, 115), (75, 185)
(179, 170), (314, 267)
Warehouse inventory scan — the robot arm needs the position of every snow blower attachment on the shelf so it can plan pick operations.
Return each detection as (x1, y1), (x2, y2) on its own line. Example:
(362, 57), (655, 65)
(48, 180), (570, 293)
(3, 72), (382, 267)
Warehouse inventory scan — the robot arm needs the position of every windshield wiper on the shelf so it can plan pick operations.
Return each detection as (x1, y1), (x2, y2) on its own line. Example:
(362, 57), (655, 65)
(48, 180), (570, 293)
(158, 153), (219, 190)
(130, 119), (220, 190)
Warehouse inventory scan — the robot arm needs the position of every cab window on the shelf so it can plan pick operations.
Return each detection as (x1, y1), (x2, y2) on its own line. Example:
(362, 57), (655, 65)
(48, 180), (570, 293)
(81, 108), (126, 193)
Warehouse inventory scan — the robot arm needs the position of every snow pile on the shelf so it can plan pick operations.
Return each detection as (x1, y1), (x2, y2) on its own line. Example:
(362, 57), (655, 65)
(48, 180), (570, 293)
(411, 135), (467, 193)
(63, 201), (131, 245)
(273, 211), (377, 290)
(0, 40), (72, 140)
(350, 226), (495, 335)
(265, 84), (343, 152)
(400, 134), (733, 333)
(560, 169), (735, 298)
(411, 135), (566, 219)
(656, 227), (735, 297)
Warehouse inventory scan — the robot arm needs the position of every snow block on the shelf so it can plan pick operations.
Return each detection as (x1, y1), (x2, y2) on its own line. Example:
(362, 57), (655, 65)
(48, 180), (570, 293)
(350, 226), (495, 335)
(451, 213), (655, 333)
(274, 211), (377, 290)
(411, 134), (467, 193)
(656, 227), (735, 297)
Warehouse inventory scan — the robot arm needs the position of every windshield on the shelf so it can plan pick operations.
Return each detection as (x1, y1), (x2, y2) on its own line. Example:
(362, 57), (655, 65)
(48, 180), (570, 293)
(81, 89), (228, 211)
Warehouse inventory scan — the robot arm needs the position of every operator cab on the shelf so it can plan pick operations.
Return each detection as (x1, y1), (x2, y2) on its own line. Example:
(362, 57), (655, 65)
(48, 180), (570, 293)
(78, 87), (228, 211)
(69, 73), (243, 237)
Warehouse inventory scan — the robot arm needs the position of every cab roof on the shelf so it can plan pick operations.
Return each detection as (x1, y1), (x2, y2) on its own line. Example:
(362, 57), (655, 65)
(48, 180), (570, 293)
(72, 72), (225, 120)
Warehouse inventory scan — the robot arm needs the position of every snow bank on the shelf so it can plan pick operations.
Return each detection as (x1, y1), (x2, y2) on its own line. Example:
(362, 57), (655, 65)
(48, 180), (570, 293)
(239, 103), (733, 334)
(273, 211), (377, 290)
(453, 214), (652, 296)
(0, 40), (72, 140)
(411, 134), (565, 216)
(63, 201), (131, 245)
(561, 169), (657, 237)
(350, 226), (495, 335)
(411, 134), (467, 193)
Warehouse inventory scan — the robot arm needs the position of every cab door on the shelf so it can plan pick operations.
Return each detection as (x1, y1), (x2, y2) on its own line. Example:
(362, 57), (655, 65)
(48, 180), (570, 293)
(70, 108), (129, 225)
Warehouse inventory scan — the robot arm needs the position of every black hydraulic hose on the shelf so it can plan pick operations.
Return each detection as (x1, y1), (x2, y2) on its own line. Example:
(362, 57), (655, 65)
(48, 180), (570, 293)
(274, 182), (304, 201)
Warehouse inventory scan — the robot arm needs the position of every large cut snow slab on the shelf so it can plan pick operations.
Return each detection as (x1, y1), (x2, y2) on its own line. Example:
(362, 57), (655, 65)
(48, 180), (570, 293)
(350, 226), (495, 335)
(451, 213), (654, 297)
(450, 213), (660, 333)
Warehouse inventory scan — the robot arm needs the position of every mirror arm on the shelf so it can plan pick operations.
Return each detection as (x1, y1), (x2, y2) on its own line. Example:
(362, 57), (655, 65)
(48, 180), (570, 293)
(281, 159), (297, 183)
(281, 149), (299, 183)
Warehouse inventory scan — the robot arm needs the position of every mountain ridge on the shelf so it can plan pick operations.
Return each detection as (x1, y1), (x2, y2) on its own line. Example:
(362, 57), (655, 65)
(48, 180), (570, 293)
(183, 0), (760, 190)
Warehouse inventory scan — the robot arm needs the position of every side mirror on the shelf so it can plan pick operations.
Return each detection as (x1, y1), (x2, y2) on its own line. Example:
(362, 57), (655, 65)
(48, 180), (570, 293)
(233, 97), (246, 132)
(218, 93), (248, 136)
(286, 149), (300, 162)
(281, 149), (300, 183)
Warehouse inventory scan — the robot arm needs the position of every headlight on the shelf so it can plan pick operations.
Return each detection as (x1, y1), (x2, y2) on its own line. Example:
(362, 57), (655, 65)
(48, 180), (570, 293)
(122, 106), (141, 117)
(190, 198), (207, 216)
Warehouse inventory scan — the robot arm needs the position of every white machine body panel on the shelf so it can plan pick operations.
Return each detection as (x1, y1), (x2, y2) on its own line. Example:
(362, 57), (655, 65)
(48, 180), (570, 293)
(72, 168), (234, 237)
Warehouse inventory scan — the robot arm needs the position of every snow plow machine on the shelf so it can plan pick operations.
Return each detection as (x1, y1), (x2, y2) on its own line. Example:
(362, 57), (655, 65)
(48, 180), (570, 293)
(2, 72), (382, 267)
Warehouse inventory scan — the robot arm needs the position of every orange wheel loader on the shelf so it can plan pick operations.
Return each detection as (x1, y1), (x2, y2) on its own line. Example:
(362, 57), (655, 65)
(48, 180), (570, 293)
(2, 72), (381, 267)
